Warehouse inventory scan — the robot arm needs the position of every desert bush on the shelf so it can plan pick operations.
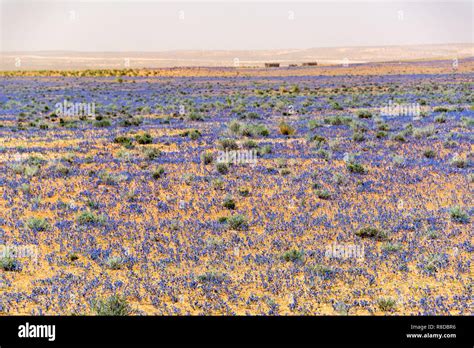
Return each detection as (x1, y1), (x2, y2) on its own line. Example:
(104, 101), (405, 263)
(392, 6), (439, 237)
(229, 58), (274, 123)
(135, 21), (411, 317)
(423, 149), (436, 158)
(381, 242), (402, 252)
(223, 196), (236, 210)
(201, 151), (214, 165)
(279, 122), (295, 136)
(356, 110), (372, 118)
(376, 131), (388, 139)
(135, 133), (153, 144)
(152, 166), (165, 179)
(92, 295), (132, 316)
(450, 155), (468, 168)
(94, 119), (111, 127)
(347, 161), (367, 174)
(227, 214), (248, 230)
(219, 138), (239, 150)
(77, 211), (106, 225)
(355, 227), (388, 240)
(315, 189), (331, 200)
(197, 271), (226, 284)
(449, 206), (469, 223)
(106, 256), (124, 270)
(216, 162), (229, 175)
(0, 256), (22, 271)
(281, 249), (304, 263)
(352, 132), (365, 142)
(377, 297), (396, 312)
(26, 217), (50, 231)
(143, 147), (161, 160)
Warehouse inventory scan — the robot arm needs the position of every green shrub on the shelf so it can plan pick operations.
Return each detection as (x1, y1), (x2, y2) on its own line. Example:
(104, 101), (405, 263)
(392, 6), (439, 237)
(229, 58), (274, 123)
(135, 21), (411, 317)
(143, 147), (161, 160)
(355, 227), (388, 240)
(381, 242), (402, 252)
(356, 110), (372, 119)
(77, 211), (106, 225)
(423, 149), (436, 159)
(376, 131), (388, 139)
(216, 162), (229, 175)
(201, 151), (214, 165)
(281, 249), (304, 262)
(26, 217), (50, 231)
(347, 161), (367, 174)
(227, 214), (248, 230)
(315, 189), (331, 200)
(114, 136), (133, 148)
(377, 297), (396, 312)
(135, 133), (153, 144)
(0, 256), (22, 271)
(223, 196), (236, 210)
(238, 187), (250, 196)
(352, 132), (365, 142)
(449, 206), (469, 224)
(152, 166), (165, 179)
(92, 295), (132, 316)
(219, 138), (239, 150)
(106, 256), (124, 270)
(94, 119), (111, 127)
(279, 122), (295, 136)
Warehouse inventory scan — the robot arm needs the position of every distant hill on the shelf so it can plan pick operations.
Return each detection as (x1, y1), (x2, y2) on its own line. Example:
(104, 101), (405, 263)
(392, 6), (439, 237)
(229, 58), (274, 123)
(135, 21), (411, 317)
(1, 43), (472, 70)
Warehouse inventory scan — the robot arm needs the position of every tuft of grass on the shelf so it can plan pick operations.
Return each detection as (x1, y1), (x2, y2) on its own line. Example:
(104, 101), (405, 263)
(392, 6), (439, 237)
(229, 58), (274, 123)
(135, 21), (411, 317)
(227, 214), (248, 230)
(423, 149), (436, 159)
(197, 271), (226, 284)
(223, 196), (236, 210)
(94, 119), (111, 127)
(281, 249), (304, 263)
(355, 227), (389, 240)
(315, 189), (331, 200)
(216, 162), (229, 175)
(279, 122), (295, 136)
(92, 295), (132, 316)
(356, 110), (372, 119)
(106, 256), (125, 270)
(219, 138), (239, 150)
(377, 297), (396, 312)
(346, 161), (367, 174)
(77, 211), (106, 225)
(449, 206), (469, 224)
(450, 155), (468, 168)
(381, 242), (402, 252)
(26, 217), (50, 231)
(143, 148), (161, 160)
(201, 151), (214, 165)
(152, 166), (165, 179)
(135, 133), (153, 144)
(0, 256), (22, 271)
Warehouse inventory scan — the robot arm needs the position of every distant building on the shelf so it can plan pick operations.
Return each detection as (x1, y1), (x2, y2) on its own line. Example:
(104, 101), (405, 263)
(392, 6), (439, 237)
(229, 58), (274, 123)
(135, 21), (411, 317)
(264, 63), (280, 68)
(289, 64), (298, 67)
(302, 62), (318, 66)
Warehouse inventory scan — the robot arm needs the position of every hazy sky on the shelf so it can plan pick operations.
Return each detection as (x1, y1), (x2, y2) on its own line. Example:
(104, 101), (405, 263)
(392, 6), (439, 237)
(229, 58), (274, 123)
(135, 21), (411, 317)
(0, 0), (472, 51)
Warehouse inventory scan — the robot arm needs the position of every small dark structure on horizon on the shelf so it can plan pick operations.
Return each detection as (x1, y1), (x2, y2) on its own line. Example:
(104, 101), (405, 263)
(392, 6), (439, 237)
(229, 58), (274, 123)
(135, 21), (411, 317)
(264, 63), (280, 68)
(289, 64), (298, 67)
(302, 62), (318, 66)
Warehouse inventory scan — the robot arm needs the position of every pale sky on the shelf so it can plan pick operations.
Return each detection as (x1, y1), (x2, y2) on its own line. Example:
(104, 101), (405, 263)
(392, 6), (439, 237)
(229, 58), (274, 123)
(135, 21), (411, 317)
(0, 0), (472, 51)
